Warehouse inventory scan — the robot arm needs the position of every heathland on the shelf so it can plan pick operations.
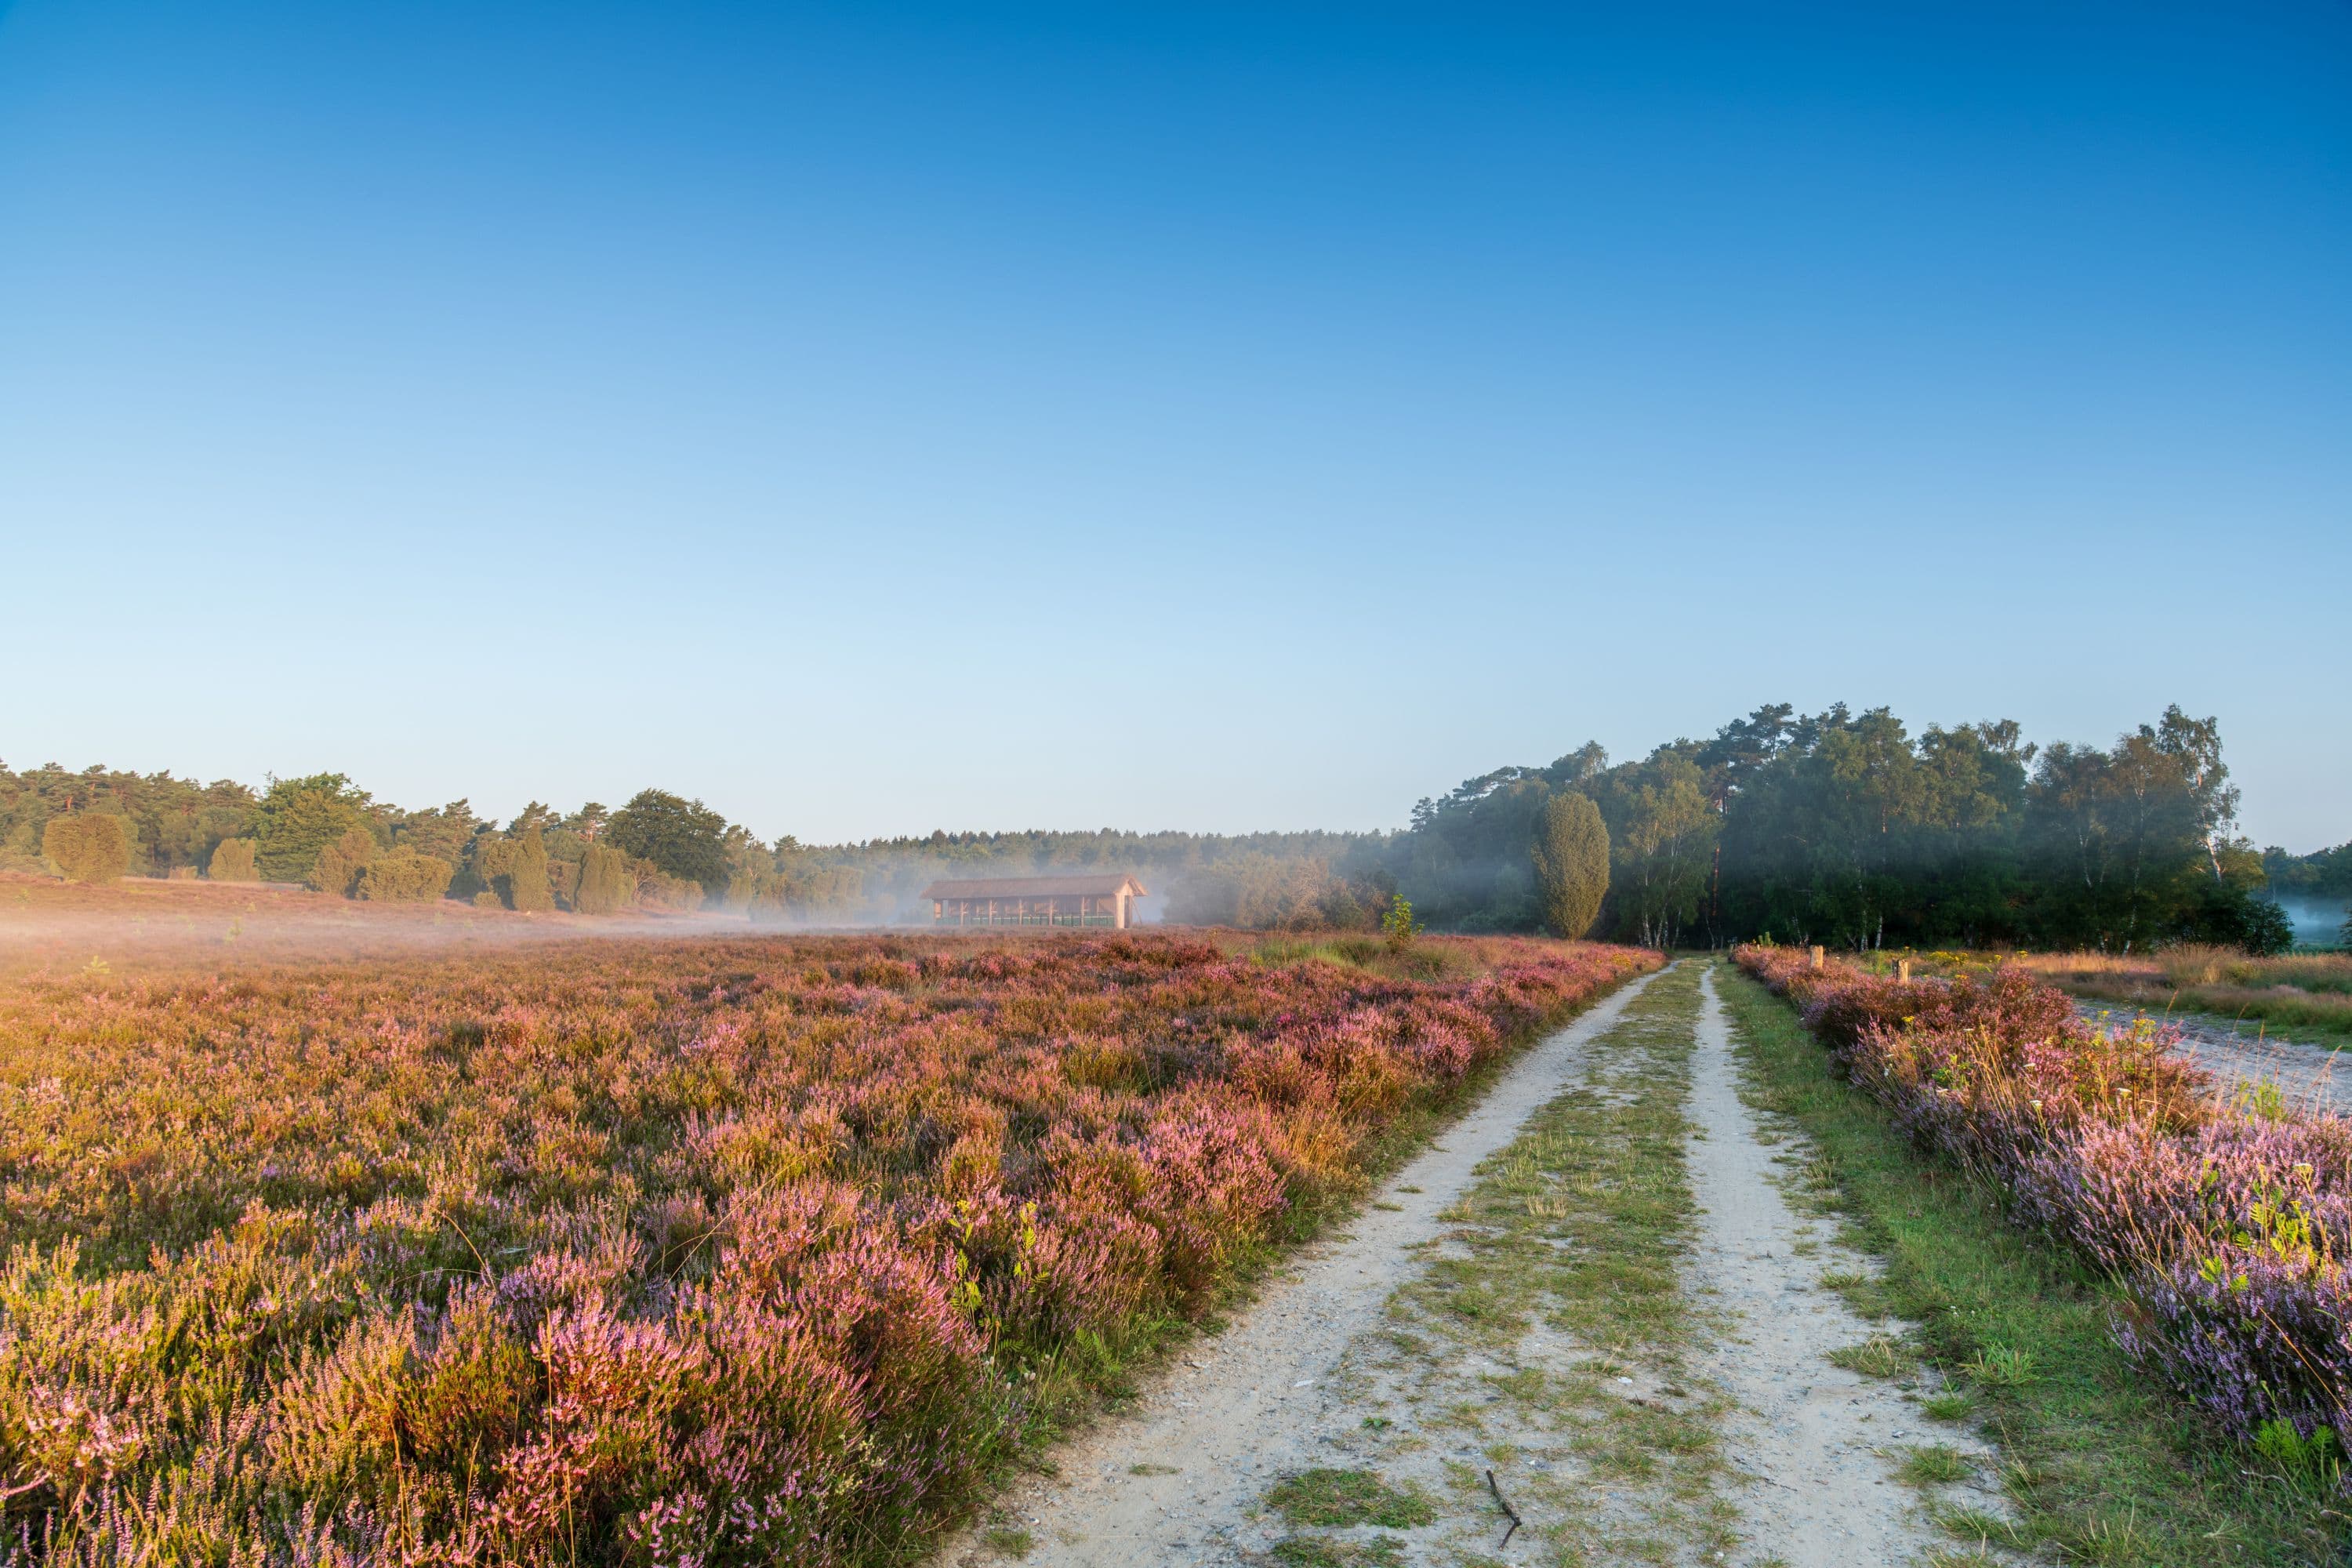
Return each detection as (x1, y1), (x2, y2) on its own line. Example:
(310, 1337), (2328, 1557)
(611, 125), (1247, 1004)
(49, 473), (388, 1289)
(0, 880), (1651, 1564)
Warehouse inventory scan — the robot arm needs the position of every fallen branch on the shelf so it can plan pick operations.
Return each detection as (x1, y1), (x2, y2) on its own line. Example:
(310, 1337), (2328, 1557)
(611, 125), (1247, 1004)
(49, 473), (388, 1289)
(1486, 1467), (1523, 1548)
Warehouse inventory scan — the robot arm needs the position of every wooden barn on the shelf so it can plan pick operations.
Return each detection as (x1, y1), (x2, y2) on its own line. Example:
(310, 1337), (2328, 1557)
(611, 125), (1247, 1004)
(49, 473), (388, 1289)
(920, 873), (1148, 930)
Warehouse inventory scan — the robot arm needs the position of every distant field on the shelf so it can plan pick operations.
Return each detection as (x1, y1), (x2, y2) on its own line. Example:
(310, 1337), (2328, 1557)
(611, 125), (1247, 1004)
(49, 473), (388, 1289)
(0, 879), (1653, 1565)
(2004, 945), (2352, 1044)
(1875, 944), (2352, 1045)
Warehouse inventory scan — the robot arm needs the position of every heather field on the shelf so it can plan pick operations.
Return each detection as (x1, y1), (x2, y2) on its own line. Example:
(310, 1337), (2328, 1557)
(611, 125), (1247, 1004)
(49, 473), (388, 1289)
(1737, 944), (2352, 1494)
(0, 881), (1654, 1565)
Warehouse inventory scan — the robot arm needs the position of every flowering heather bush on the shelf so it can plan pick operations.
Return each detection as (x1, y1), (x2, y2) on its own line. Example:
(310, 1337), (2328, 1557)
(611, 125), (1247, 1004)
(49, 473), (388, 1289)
(0, 906), (1653, 1564)
(1737, 942), (2352, 1474)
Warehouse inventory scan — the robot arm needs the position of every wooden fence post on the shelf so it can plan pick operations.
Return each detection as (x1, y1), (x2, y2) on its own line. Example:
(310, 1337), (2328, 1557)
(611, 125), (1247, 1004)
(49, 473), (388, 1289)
(1809, 945), (1824, 971)
(1896, 958), (1912, 984)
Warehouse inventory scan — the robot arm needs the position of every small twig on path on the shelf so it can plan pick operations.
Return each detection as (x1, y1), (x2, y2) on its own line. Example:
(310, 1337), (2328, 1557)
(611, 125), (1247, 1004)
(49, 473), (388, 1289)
(1486, 1468), (1523, 1548)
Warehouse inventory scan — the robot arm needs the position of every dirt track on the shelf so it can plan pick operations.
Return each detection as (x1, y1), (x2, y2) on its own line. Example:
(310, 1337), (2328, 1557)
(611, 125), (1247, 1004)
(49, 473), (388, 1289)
(1689, 967), (2002, 1565)
(938, 966), (1668, 1565)
(943, 964), (1998, 1566)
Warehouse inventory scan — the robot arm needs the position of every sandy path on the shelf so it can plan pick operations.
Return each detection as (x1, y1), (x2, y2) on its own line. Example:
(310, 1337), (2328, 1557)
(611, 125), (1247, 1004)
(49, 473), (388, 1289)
(1690, 966), (2003, 1566)
(944, 964), (2013, 1566)
(937, 966), (1668, 1566)
(2072, 1000), (2350, 1115)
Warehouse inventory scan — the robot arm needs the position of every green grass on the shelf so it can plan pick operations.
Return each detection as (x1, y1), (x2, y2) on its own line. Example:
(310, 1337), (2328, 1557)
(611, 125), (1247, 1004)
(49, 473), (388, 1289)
(1265, 1468), (1435, 1529)
(1381, 961), (1741, 1565)
(1269, 1536), (1406, 1567)
(1922, 1390), (1976, 1423)
(1405, 962), (1711, 1356)
(1716, 963), (2349, 1567)
(1899, 1443), (1975, 1486)
(1825, 1333), (1919, 1380)
(979, 1524), (1034, 1557)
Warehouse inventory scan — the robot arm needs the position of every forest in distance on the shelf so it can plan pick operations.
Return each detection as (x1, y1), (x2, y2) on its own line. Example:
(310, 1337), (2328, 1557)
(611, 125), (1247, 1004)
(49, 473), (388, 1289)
(5, 701), (2343, 955)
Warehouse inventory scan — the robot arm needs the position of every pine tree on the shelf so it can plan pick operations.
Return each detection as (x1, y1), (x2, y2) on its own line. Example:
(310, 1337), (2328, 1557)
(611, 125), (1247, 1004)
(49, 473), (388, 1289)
(1530, 792), (1610, 938)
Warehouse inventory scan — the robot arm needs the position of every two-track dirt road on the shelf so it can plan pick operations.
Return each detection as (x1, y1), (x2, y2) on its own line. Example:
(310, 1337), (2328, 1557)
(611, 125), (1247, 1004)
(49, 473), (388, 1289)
(942, 964), (1999, 1566)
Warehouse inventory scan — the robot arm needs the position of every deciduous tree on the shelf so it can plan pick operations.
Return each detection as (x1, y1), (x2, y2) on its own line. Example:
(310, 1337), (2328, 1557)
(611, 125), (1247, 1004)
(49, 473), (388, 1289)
(1529, 792), (1609, 938)
(608, 789), (728, 895)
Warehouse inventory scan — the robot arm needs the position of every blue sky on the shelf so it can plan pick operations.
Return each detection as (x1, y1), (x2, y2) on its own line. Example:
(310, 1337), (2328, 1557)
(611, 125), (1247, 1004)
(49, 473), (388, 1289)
(2, 2), (2346, 849)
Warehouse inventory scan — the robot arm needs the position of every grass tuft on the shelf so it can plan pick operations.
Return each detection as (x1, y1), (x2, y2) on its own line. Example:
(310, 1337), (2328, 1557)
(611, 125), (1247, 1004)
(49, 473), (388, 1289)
(1826, 1334), (1918, 1379)
(1899, 1443), (1974, 1486)
(1265, 1468), (1435, 1530)
(1270, 1537), (1405, 1567)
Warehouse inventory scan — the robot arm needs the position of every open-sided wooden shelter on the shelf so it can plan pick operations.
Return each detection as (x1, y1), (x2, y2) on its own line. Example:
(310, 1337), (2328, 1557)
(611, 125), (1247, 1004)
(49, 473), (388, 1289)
(920, 873), (1148, 929)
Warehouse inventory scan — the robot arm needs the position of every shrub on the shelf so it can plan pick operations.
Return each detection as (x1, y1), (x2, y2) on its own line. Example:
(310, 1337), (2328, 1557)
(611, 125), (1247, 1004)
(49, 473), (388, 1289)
(1381, 895), (1420, 951)
(357, 848), (454, 902)
(42, 814), (132, 883)
(206, 837), (260, 881)
(1530, 792), (1610, 938)
(470, 829), (555, 912)
(575, 841), (633, 916)
(308, 825), (380, 896)
(507, 826), (554, 913)
(632, 863), (702, 912)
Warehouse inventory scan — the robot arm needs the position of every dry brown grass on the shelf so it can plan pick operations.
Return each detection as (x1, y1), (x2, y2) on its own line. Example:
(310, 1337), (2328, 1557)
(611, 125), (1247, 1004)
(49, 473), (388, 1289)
(1983, 946), (2352, 1041)
(2009, 944), (2350, 989)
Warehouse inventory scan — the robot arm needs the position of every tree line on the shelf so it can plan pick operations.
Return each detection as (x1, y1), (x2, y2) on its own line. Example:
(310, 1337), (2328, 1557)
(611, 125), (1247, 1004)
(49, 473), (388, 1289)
(1378, 702), (2311, 953)
(2, 699), (2329, 950)
(0, 763), (1395, 925)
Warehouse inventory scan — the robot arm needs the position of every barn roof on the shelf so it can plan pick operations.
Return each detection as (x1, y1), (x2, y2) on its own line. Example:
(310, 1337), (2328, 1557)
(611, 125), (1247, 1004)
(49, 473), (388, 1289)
(920, 873), (1147, 899)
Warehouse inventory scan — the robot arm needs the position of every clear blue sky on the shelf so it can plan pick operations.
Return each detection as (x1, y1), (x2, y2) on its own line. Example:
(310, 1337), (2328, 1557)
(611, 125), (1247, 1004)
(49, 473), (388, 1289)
(3, 2), (2345, 849)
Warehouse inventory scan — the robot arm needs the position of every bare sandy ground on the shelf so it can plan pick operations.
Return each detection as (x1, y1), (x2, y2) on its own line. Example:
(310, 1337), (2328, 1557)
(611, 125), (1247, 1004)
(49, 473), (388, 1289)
(940, 964), (2011, 1566)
